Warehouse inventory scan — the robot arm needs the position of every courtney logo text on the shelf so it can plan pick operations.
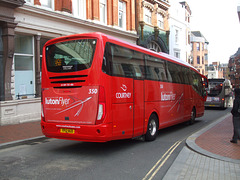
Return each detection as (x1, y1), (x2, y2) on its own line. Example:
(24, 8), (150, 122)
(45, 97), (70, 106)
(116, 84), (132, 99)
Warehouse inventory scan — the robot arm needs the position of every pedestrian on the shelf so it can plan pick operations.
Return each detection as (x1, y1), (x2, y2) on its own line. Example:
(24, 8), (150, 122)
(230, 88), (240, 143)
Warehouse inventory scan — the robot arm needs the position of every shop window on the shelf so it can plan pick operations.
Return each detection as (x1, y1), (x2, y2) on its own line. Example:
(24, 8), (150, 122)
(14, 35), (34, 99)
(72, 0), (86, 19)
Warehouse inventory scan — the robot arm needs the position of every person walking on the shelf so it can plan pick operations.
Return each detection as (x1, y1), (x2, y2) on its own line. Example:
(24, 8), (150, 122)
(230, 88), (240, 143)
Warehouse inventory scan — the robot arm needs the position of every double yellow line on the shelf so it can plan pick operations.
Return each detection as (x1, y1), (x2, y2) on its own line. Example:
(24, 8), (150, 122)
(142, 140), (182, 180)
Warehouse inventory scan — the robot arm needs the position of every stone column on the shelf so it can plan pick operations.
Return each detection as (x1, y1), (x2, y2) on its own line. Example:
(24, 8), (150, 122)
(34, 34), (41, 98)
(0, 26), (3, 101)
(2, 22), (17, 101)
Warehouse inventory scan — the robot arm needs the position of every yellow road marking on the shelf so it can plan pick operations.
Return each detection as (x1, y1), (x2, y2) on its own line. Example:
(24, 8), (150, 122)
(142, 140), (182, 180)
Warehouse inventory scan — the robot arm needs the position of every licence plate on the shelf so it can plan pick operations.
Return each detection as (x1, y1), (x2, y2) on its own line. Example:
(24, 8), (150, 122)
(60, 128), (75, 134)
(206, 97), (212, 102)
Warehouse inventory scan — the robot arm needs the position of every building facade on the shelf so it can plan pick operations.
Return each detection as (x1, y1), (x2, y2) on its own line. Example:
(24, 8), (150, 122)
(169, 1), (191, 62)
(190, 31), (209, 76)
(229, 48), (240, 89)
(0, 0), (137, 125)
(207, 62), (229, 79)
(136, 0), (170, 53)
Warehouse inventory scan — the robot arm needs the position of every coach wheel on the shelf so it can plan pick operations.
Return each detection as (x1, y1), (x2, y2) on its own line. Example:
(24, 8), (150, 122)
(189, 108), (196, 125)
(145, 114), (158, 141)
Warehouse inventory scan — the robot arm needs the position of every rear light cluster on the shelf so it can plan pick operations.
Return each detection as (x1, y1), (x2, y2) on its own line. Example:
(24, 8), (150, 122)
(96, 86), (106, 125)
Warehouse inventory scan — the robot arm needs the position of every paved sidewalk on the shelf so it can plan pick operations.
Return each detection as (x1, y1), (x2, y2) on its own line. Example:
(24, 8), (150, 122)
(0, 120), (44, 149)
(163, 113), (240, 180)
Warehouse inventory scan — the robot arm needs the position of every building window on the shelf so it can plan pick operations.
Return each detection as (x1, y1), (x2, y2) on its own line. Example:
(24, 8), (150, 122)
(197, 56), (200, 64)
(157, 13), (164, 29)
(174, 51), (180, 58)
(175, 29), (179, 44)
(72, 0), (86, 19)
(147, 41), (161, 52)
(196, 43), (200, 51)
(188, 32), (190, 44)
(204, 43), (208, 50)
(14, 35), (34, 99)
(186, 15), (190, 23)
(100, 0), (107, 24)
(40, 0), (54, 9)
(204, 54), (208, 61)
(144, 7), (152, 24)
(118, 0), (126, 29)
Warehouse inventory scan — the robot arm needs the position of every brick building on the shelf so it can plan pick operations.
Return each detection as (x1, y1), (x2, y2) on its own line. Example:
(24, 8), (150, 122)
(190, 31), (209, 76)
(0, 0), (137, 125)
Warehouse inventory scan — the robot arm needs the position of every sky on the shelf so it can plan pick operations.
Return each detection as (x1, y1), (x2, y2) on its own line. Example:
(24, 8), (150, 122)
(185, 0), (240, 64)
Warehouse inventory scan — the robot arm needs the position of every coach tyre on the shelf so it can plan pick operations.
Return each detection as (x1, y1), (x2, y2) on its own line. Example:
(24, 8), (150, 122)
(145, 114), (159, 141)
(189, 108), (196, 125)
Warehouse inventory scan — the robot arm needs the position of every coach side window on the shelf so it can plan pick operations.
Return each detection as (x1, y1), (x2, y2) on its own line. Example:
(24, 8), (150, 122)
(181, 67), (190, 85)
(102, 43), (112, 75)
(192, 72), (204, 96)
(167, 62), (181, 84)
(102, 43), (144, 79)
(145, 55), (167, 81)
(132, 51), (145, 79)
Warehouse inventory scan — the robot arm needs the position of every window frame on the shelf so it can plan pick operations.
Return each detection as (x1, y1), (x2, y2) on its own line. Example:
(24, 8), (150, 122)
(39, 0), (54, 10)
(14, 34), (35, 98)
(100, 0), (107, 24)
(144, 7), (152, 25)
(72, 0), (86, 19)
(118, 0), (126, 30)
(157, 13), (164, 29)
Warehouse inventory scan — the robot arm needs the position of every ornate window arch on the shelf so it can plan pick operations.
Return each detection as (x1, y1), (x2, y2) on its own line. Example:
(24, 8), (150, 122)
(142, 1), (154, 11)
(147, 41), (162, 52)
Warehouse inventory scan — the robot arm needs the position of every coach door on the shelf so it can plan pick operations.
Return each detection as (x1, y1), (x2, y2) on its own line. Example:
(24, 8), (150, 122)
(133, 79), (145, 137)
(132, 51), (145, 137)
(112, 77), (134, 139)
(109, 44), (135, 139)
(108, 43), (145, 139)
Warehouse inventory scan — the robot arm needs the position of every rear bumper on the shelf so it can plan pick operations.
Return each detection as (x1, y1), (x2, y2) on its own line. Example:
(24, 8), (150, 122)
(41, 121), (113, 142)
(204, 102), (223, 107)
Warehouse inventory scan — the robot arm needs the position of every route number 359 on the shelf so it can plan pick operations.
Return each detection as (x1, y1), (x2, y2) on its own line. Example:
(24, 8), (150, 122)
(88, 89), (98, 94)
